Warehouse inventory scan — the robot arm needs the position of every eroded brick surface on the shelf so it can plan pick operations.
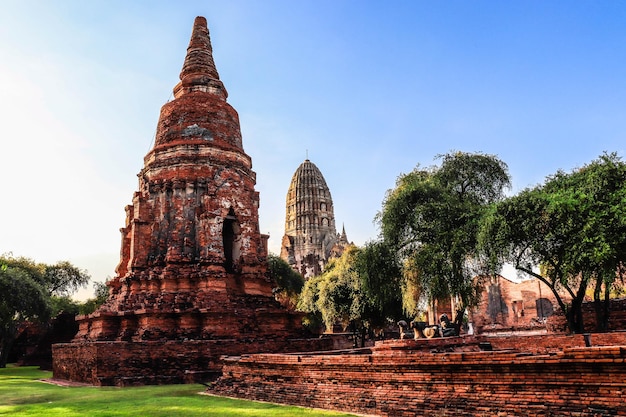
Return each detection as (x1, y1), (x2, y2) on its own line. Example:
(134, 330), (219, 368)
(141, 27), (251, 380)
(53, 16), (327, 385)
(209, 333), (626, 416)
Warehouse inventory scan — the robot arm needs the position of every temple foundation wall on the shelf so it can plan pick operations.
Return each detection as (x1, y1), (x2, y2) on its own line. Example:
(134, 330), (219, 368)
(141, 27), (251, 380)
(209, 333), (626, 416)
(52, 337), (335, 386)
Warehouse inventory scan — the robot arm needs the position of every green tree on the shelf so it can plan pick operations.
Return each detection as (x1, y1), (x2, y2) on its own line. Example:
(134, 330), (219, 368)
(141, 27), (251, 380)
(42, 261), (90, 297)
(0, 255), (90, 367)
(308, 246), (362, 331)
(50, 296), (81, 315)
(378, 151), (511, 326)
(298, 244), (405, 343)
(267, 254), (304, 309)
(296, 274), (325, 332)
(354, 240), (404, 329)
(579, 154), (626, 331)
(297, 246), (366, 340)
(78, 280), (110, 316)
(479, 153), (626, 333)
(0, 263), (50, 367)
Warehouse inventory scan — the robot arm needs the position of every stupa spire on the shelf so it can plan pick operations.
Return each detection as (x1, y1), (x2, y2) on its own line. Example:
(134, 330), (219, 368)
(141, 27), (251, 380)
(52, 16), (327, 387)
(173, 16), (227, 99)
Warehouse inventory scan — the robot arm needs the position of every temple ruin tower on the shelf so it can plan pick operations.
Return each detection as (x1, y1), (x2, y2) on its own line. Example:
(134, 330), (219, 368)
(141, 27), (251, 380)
(107, 16), (271, 301)
(280, 159), (350, 278)
(53, 17), (331, 386)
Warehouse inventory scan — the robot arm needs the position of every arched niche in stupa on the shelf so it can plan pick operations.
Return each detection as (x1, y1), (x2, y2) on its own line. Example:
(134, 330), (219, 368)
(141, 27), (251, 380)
(222, 207), (241, 273)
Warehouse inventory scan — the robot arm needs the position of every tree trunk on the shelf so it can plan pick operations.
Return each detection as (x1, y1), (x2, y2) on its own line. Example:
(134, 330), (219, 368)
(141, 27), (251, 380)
(602, 283), (611, 331)
(575, 304), (585, 333)
(593, 275), (608, 332)
(566, 273), (592, 334)
(565, 292), (585, 333)
(454, 306), (465, 328)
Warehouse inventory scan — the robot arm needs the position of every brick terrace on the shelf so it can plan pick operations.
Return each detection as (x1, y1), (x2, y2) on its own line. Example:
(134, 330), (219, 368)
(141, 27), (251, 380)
(209, 332), (626, 416)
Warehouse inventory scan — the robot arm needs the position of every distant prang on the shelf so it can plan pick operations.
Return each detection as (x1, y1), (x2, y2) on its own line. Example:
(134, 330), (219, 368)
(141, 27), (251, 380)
(52, 16), (334, 386)
(280, 159), (351, 278)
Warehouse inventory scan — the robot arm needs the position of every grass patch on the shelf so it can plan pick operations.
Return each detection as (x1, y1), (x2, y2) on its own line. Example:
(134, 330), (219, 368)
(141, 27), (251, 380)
(0, 366), (357, 417)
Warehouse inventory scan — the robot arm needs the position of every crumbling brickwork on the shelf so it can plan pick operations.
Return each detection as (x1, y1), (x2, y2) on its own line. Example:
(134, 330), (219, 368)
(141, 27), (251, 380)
(547, 297), (626, 333)
(52, 338), (335, 386)
(53, 16), (329, 385)
(471, 275), (571, 333)
(209, 333), (626, 416)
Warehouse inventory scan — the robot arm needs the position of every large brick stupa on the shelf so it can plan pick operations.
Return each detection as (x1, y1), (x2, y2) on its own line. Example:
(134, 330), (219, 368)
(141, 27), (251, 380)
(53, 17), (332, 386)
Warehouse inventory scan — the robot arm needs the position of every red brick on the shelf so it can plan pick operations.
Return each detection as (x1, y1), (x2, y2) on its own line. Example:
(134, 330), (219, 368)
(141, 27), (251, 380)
(209, 334), (626, 416)
(52, 16), (331, 385)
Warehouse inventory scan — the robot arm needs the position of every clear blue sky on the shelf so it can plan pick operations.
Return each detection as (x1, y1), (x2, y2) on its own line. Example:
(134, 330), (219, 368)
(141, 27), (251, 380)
(1, 1), (625, 299)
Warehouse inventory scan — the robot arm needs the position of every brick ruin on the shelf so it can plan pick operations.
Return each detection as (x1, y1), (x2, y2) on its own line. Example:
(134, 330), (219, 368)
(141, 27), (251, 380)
(209, 332), (626, 416)
(471, 275), (570, 334)
(52, 16), (332, 386)
(49, 15), (626, 415)
(207, 285), (626, 416)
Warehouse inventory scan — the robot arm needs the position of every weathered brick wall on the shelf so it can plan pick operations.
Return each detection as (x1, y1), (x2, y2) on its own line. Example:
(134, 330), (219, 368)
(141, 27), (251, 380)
(209, 334), (626, 416)
(472, 276), (569, 333)
(373, 332), (626, 356)
(548, 298), (626, 333)
(53, 337), (335, 386)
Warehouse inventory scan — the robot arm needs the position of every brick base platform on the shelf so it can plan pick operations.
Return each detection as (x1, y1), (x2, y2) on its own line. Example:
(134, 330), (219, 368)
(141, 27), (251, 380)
(52, 337), (335, 386)
(208, 333), (626, 416)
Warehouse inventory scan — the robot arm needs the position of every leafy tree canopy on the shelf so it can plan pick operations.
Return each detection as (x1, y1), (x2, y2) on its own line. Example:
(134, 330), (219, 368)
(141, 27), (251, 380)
(479, 152), (626, 332)
(268, 254), (304, 296)
(268, 254), (305, 309)
(43, 261), (91, 297)
(0, 255), (90, 367)
(298, 243), (406, 338)
(378, 151), (511, 324)
(298, 246), (363, 331)
(0, 259), (51, 367)
(354, 240), (404, 327)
